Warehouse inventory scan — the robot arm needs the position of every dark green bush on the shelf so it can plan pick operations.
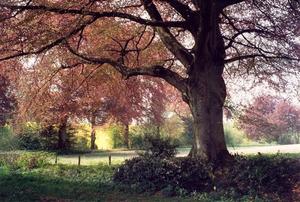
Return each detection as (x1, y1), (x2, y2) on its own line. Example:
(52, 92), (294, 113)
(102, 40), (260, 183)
(113, 157), (175, 192)
(110, 126), (125, 148)
(113, 157), (213, 193)
(0, 126), (18, 151)
(38, 125), (60, 150)
(224, 123), (250, 147)
(17, 123), (77, 152)
(181, 116), (194, 145)
(129, 133), (144, 149)
(17, 152), (53, 170)
(141, 134), (178, 159)
(114, 134), (213, 193)
(16, 122), (43, 150)
(18, 131), (42, 150)
(225, 154), (296, 197)
(114, 153), (297, 200)
(0, 151), (53, 170)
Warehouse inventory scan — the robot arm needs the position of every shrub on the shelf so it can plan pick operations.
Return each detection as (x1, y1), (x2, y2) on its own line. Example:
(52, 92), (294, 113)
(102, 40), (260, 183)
(278, 132), (300, 145)
(110, 125), (125, 148)
(17, 151), (53, 170)
(113, 157), (213, 193)
(114, 133), (215, 193)
(0, 126), (18, 151)
(129, 133), (144, 149)
(0, 165), (10, 176)
(114, 153), (297, 201)
(141, 134), (178, 159)
(18, 131), (42, 150)
(181, 116), (194, 146)
(16, 122), (78, 152)
(224, 122), (250, 147)
(227, 154), (296, 197)
(128, 125), (153, 149)
(0, 151), (53, 170)
(210, 154), (298, 201)
(129, 124), (184, 149)
(39, 125), (60, 150)
(0, 152), (19, 167)
(17, 122), (42, 150)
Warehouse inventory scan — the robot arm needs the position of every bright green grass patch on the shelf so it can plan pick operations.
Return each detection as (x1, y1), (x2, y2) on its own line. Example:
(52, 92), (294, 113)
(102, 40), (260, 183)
(0, 163), (234, 202)
(0, 166), (110, 201)
(55, 153), (131, 165)
(43, 146), (300, 165)
(2, 147), (300, 166)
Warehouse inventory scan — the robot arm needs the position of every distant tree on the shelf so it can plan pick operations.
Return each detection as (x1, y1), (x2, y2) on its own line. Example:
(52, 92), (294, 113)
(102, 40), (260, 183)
(0, 74), (16, 126)
(14, 53), (168, 149)
(238, 95), (300, 143)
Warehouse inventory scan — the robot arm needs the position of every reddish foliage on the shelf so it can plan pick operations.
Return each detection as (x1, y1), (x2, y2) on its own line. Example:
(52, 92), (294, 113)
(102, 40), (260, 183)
(0, 74), (16, 126)
(238, 95), (300, 142)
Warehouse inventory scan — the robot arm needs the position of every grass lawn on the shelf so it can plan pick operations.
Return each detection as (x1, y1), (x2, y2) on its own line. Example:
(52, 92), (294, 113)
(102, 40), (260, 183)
(0, 164), (214, 202)
(1, 146), (300, 201)
(0, 153), (300, 202)
(0, 151), (299, 202)
(54, 144), (300, 165)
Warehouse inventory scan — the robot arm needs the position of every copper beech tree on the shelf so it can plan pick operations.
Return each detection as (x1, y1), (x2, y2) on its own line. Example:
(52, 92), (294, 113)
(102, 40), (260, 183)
(0, 75), (16, 126)
(0, 61), (20, 127)
(0, 0), (299, 162)
(78, 68), (167, 149)
(238, 95), (300, 143)
(13, 48), (167, 150)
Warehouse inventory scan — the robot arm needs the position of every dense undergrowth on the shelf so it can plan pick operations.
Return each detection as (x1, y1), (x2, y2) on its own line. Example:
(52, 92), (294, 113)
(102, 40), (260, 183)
(114, 136), (300, 201)
(114, 155), (299, 201)
(0, 147), (299, 201)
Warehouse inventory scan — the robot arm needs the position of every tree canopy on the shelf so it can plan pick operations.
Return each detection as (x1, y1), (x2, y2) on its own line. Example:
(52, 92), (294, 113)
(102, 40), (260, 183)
(0, 74), (16, 126)
(0, 0), (299, 162)
(238, 95), (300, 143)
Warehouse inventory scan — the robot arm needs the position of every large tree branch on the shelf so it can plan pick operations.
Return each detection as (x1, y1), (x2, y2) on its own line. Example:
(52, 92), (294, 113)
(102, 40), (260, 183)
(0, 16), (97, 62)
(0, 17), (97, 62)
(0, 3), (185, 28)
(141, 0), (193, 68)
(218, 0), (246, 8)
(225, 54), (300, 64)
(224, 28), (271, 49)
(222, 12), (288, 55)
(66, 43), (187, 92)
(160, 0), (193, 20)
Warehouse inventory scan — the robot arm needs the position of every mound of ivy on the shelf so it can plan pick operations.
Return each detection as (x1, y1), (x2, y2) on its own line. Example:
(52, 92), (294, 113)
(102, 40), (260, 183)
(113, 135), (299, 200)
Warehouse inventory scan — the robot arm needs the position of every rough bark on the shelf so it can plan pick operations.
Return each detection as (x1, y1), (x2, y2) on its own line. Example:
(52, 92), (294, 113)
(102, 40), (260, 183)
(90, 115), (97, 150)
(186, 1), (231, 162)
(187, 74), (230, 162)
(58, 117), (68, 150)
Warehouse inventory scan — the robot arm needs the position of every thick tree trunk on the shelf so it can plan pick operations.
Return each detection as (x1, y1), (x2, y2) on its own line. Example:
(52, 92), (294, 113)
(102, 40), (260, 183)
(90, 115), (96, 150)
(58, 117), (68, 150)
(123, 124), (130, 149)
(186, 1), (231, 162)
(187, 74), (230, 162)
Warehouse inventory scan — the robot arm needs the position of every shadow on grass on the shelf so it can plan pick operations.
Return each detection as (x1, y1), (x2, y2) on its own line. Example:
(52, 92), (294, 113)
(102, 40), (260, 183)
(0, 171), (111, 202)
(0, 165), (190, 202)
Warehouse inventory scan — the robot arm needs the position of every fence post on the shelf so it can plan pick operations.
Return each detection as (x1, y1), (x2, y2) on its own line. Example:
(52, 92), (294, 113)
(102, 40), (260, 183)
(108, 155), (111, 166)
(78, 155), (81, 166)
